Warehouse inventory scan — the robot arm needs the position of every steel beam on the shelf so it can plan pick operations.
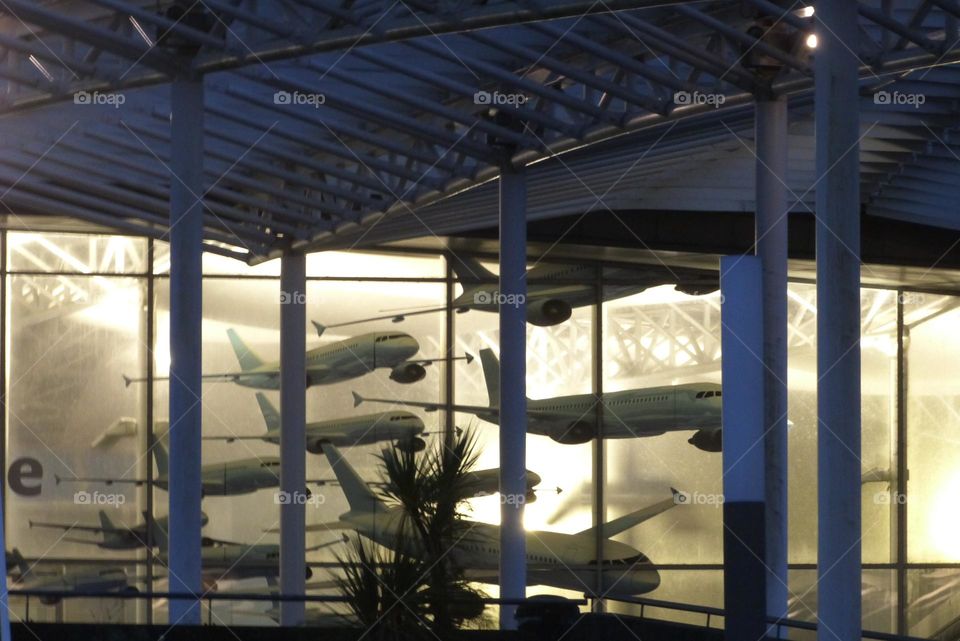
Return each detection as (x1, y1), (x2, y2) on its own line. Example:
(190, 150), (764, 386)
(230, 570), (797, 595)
(756, 96), (789, 630)
(279, 252), (307, 626)
(166, 74), (204, 626)
(720, 255), (767, 641)
(815, 2), (863, 640)
(498, 159), (527, 630)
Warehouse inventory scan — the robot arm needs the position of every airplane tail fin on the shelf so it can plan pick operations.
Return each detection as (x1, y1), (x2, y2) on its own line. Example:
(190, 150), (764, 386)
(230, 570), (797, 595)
(98, 510), (115, 532)
(322, 444), (386, 515)
(256, 393), (281, 432)
(149, 434), (168, 477)
(449, 255), (496, 283)
(9, 548), (29, 577)
(579, 488), (684, 539)
(146, 512), (168, 549)
(478, 348), (501, 407)
(227, 328), (264, 372)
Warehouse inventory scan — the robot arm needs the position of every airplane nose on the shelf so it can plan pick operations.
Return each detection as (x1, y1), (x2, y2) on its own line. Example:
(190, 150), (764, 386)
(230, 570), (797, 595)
(402, 336), (419, 353)
(644, 568), (661, 592)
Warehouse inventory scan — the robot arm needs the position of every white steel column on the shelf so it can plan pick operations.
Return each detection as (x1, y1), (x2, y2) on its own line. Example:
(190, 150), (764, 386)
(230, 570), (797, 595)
(167, 75), (204, 625)
(279, 252), (307, 626)
(815, 1), (863, 639)
(498, 161), (527, 629)
(720, 255), (767, 641)
(756, 96), (789, 626)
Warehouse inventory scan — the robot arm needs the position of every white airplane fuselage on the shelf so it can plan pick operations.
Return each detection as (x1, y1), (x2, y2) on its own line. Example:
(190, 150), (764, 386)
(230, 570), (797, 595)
(261, 412), (425, 453)
(473, 383), (722, 444)
(157, 457), (282, 496)
(236, 332), (421, 390)
(340, 509), (660, 597)
(16, 567), (133, 605)
(159, 544), (304, 582)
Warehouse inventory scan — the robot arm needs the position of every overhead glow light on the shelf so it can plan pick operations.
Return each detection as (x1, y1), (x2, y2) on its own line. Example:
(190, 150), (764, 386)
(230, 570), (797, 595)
(806, 33), (818, 48)
(800, 6), (815, 18)
(28, 55), (54, 82)
(129, 16), (154, 47)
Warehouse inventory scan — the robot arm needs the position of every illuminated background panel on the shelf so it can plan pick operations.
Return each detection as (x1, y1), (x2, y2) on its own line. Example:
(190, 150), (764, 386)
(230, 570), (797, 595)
(6, 270), (146, 623)
(602, 283), (724, 577)
(452, 257), (595, 606)
(905, 296), (960, 563)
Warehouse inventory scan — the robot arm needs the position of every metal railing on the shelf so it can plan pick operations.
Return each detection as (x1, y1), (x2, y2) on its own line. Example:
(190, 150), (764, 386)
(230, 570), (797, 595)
(606, 594), (931, 641)
(2, 588), (935, 641)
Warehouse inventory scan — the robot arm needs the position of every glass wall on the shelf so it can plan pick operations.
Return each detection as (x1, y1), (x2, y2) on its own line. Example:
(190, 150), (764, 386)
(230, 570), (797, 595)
(2, 231), (957, 634)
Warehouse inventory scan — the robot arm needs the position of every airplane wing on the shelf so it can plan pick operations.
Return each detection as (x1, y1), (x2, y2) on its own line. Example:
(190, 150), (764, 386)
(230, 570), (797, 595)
(202, 435), (267, 442)
(352, 392), (492, 415)
(352, 392), (573, 422)
(408, 353), (474, 366)
(577, 488), (684, 539)
(307, 535), (349, 552)
(122, 371), (275, 387)
(304, 522), (351, 534)
(55, 474), (146, 486)
(312, 308), (451, 336)
(29, 520), (107, 534)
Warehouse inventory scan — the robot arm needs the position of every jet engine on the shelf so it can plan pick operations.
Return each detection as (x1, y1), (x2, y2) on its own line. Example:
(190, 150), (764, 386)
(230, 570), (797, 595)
(527, 298), (572, 327)
(675, 281), (718, 297)
(688, 428), (722, 452)
(396, 436), (426, 453)
(389, 362), (427, 384)
(306, 439), (326, 455)
(443, 587), (485, 621)
(551, 421), (594, 445)
(305, 566), (313, 580)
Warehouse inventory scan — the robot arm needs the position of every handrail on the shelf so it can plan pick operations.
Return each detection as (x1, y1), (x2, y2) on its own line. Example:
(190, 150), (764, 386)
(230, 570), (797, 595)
(5, 588), (586, 606)
(3, 587), (930, 640)
(604, 594), (928, 641)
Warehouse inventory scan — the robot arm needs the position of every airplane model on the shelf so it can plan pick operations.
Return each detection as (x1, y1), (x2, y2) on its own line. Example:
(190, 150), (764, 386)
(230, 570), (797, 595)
(204, 392), (429, 453)
(7, 548), (138, 605)
(461, 468), (546, 503)
(148, 520), (334, 586)
(315, 255), (719, 330)
(314, 444), (683, 596)
(354, 348), (724, 450)
(123, 328), (472, 389)
(29, 510), (210, 550)
(56, 436), (328, 497)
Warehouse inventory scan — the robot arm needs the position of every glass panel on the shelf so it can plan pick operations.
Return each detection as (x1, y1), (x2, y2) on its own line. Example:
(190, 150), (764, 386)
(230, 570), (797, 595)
(6, 274), (147, 621)
(152, 242), (444, 279)
(905, 294), (960, 562)
(907, 568), (960, 638)
(8, 232), (146, 274)
(788, 285), (899, 565)
(787, 569), (896, 636)
(152, 241), (278, 277)
(452, 257), (596, 612)
(603, 282), (724, 567)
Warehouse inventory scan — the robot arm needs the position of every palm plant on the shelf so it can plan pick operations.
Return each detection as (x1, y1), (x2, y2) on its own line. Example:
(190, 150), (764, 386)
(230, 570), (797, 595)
(336, 427), (487, 637)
